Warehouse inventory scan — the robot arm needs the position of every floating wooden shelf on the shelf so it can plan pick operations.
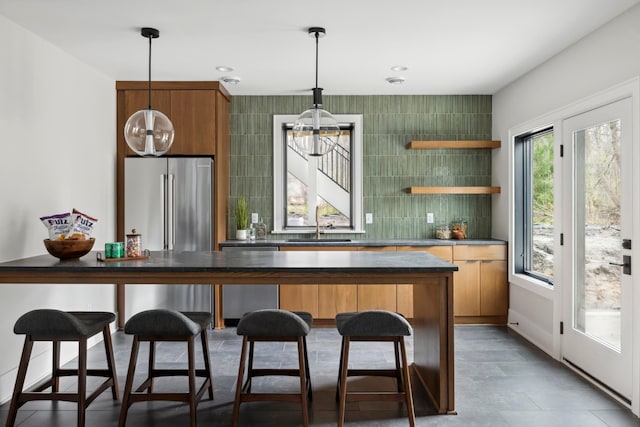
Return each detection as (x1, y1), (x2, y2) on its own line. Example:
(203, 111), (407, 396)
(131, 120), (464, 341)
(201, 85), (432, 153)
(406, 186), (501, 195)
(406, 140), (501, 149)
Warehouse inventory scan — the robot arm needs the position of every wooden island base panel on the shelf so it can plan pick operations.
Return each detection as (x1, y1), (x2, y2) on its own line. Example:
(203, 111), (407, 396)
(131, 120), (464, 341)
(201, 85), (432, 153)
(0, 250), (457, 415)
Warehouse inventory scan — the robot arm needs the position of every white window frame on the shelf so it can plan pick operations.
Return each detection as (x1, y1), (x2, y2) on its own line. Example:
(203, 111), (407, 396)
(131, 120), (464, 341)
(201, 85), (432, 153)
(272, 114), (364, 234)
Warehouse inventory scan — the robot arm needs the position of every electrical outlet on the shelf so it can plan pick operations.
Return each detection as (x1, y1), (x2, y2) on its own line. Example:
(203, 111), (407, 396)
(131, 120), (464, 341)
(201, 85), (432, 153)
(427, 213), (434, 223)
(251, 213), (259, 224)
(365, 213), (373, 224)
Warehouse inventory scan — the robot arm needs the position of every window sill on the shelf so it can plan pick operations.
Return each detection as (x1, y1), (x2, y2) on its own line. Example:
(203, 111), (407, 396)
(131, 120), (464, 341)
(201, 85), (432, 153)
(510, 272), (555, 300)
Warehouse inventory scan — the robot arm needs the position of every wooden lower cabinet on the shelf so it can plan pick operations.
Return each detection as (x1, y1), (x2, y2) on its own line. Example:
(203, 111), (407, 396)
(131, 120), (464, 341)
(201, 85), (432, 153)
(318, 284), (357, 318)
(357, 246), (397, 312)
(279, 284), (319, 318)
(453, 245), (508, 324)
(278, 246), (357, 319)
(396, 246), (453, 318)
(278, 243), (507, 324)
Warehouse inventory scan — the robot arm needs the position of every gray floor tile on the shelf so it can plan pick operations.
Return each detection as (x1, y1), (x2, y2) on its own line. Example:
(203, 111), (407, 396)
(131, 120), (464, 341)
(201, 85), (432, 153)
(1, 325), (638, 426)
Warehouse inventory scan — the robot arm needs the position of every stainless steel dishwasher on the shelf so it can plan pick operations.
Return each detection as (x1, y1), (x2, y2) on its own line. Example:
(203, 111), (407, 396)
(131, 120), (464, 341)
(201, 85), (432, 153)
(221, 245), (279, 325)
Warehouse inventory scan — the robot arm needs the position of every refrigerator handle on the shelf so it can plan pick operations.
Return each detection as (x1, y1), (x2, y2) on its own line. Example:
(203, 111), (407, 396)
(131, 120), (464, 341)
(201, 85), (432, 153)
(168, 173), (175, 250)
(161, 174), (168, 250)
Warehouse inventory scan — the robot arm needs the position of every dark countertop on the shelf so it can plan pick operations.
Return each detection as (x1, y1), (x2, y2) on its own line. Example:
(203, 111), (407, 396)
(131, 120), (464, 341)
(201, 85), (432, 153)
(0, 250), (457, 277)
(220, 238), (506, 248)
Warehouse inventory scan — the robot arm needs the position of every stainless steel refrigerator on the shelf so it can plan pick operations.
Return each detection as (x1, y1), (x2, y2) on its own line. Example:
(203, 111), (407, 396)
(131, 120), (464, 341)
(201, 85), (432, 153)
(124, 157), (213, 321)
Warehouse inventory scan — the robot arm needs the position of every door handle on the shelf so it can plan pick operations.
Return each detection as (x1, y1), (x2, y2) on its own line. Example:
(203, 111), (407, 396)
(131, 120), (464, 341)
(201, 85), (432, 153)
(609, 255), (631, 275)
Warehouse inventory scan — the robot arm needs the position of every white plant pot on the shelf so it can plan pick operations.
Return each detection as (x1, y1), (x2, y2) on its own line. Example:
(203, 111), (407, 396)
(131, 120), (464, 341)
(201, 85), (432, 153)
(236, 229), (247, 240)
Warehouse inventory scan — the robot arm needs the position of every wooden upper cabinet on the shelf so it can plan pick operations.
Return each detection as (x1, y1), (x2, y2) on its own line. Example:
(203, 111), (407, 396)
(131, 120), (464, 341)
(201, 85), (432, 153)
(121, 89), (216, 156)
(116, 81), (231, 247)
(169, 90), (216, 155)
(121, 90), (172, 157)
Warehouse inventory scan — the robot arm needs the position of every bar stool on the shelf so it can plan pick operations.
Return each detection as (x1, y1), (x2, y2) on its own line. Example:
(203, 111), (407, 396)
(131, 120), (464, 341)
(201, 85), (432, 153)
(118, 309), (214, 427)
(335, 310), (415, 427)
(232, 309), (312, 427)
(6, 309), (119, 427)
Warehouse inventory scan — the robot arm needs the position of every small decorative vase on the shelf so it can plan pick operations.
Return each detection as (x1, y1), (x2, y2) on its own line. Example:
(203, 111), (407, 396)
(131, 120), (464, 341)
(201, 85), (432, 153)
(236, 229), (247, 240)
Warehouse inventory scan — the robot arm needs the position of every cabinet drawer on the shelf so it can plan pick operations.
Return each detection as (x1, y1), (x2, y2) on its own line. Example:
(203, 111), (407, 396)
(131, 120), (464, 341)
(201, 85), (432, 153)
(397, 245), (453, 262)
(453, 244), (506, 261)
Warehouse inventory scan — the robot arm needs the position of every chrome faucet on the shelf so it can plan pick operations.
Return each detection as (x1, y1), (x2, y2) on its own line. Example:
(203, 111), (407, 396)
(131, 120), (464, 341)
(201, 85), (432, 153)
(315, 205), (320, 239)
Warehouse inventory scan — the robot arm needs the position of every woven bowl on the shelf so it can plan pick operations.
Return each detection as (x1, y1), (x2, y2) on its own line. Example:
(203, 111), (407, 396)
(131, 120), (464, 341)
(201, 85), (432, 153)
(44, 238), (95, 260)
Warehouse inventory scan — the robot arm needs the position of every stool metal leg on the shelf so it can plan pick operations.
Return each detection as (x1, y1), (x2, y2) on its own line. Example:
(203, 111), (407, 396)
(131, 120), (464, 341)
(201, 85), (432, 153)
(77, 337), (88, 427)
(297, 337), (310, 427)
(399, 338), (416, 427)
(338, 337), (351, 427)
(232, 336), (249, 427)
(52, 340), (60, 393)
(302, 336), (312, 401)
(200, 328), (215, 400)
(148, 340), (156, 393)
(5, 338), (33, 427)
(119, 336), (140, 427)
(102, 325), (120, 400)
(187, 336), (197, 427)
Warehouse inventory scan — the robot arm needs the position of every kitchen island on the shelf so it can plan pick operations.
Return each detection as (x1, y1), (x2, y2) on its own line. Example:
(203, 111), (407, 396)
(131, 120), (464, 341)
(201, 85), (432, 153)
(0, 249), (457, 414)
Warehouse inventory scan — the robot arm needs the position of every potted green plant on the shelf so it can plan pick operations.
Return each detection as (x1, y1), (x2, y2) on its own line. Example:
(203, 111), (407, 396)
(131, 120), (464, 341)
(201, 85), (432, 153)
(235, 196), (249, 240)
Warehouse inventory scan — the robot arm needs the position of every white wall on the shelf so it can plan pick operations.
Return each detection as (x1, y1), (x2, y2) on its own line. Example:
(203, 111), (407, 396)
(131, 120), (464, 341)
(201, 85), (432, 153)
(492, 2), (640, 364)
(0, 15), (116, 402)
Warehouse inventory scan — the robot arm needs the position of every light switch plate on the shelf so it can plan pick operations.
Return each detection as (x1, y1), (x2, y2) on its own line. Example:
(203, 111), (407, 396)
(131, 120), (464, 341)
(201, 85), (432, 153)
(427, 213), (434, 223)
(365, 213), (373, 224)
(251, 213), (259, 224)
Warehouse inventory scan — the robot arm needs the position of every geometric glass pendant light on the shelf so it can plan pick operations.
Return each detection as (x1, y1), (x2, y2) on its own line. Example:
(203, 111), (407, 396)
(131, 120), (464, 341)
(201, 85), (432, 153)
(292, 27), (341, 157)
(124, 27), (174, 157)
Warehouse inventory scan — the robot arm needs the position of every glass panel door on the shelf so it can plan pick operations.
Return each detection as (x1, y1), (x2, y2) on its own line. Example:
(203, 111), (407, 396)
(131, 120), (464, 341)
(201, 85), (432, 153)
(562, 97), (632, 400)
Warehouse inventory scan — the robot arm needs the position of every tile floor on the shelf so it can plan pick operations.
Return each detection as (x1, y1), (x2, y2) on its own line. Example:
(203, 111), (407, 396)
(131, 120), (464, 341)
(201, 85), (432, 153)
(1, 325), (639, 426)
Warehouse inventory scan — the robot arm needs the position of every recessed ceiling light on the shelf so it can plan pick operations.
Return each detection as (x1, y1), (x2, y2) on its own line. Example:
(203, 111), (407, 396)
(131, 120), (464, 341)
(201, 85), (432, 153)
(390, 65), (408, 72)
(221, 76), (241, 85)
(386, 77), (405, 85)
(216, 66), (234, 72)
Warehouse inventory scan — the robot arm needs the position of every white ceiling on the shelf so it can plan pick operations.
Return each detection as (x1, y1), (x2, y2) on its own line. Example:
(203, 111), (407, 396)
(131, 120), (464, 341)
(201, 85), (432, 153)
(1, 0), (638, 96)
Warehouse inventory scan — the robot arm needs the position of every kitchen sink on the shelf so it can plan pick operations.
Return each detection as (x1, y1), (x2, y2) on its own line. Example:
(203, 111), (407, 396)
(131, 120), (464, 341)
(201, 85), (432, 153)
(285, 238), (352, 242)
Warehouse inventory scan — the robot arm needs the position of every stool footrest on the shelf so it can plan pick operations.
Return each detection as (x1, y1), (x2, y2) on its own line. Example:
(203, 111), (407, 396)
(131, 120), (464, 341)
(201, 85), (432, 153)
(128, 379), (212, 404)
(52, 368), (116, 379)
(239, 392), (305, 403)
(248, 368), (302, 377)
(345, 391), (408, 402)
(346, 369), (399, 378)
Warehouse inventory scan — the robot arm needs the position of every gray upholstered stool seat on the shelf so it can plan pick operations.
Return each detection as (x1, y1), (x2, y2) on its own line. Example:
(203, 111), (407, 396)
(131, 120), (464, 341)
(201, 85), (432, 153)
(335, 310), (416, 427)
(119, 309), (214, 427)
(6, 309), (119, 427)
(232, 309), (312, 427)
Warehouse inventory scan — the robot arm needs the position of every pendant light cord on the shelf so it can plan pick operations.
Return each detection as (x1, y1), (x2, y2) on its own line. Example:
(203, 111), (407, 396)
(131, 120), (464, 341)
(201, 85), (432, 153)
(314, 31), (319, 94)
(147, 33), (152, 110)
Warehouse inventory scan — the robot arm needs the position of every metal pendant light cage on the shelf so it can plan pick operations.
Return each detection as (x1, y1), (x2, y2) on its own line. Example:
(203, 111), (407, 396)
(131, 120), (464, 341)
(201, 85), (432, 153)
(292, 27), (341, 157)
(124, 27), (175, 157)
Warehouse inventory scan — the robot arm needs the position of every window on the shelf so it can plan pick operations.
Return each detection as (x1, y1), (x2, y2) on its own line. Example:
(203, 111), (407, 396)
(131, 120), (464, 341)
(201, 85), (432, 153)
(514, 127), (554, 284)
(273, 114), (363, 234)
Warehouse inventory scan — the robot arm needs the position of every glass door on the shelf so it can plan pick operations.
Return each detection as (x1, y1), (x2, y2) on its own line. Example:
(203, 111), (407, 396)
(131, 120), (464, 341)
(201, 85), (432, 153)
(562, 97), (633, 400)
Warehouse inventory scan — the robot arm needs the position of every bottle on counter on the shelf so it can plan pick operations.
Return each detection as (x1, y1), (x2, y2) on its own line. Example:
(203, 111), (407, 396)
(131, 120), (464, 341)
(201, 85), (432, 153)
(255, 218), (267, 240)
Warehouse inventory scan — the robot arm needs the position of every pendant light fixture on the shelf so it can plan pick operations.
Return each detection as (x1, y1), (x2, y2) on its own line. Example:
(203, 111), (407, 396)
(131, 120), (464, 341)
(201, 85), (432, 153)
(124, 27), (174, 157)
(292, 27), (341, 157)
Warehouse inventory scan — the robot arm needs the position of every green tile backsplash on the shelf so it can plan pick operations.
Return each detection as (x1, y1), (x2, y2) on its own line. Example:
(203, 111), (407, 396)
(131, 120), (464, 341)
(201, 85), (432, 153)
(229, 95), (493, 239)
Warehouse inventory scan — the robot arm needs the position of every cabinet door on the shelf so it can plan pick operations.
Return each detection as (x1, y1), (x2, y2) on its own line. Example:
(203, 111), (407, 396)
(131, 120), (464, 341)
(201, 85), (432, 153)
(279, 246), (357, 319)
(453, 260), (480, 316)
(358, 246), (396, 312)
(318, 284), (357, 319)
(168, 90), (216, 155)
(122, 90), (172, 157)
(279, 284), (319, 318)
(317, 247), (357, 318)
(480, 260), (508, 316)
(396, 246), (453, 317)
